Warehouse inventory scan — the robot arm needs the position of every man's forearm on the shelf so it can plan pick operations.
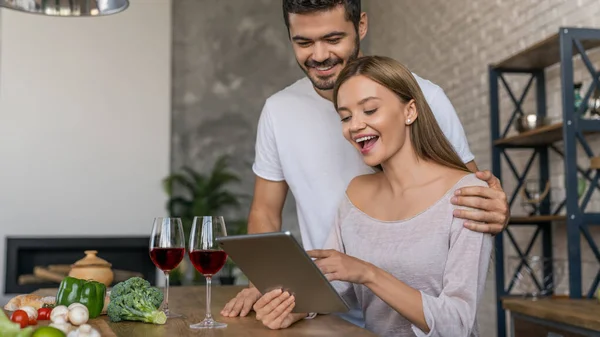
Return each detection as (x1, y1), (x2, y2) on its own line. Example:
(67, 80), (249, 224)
(247, 209), (282, 234)
(465, 160), (479, 173)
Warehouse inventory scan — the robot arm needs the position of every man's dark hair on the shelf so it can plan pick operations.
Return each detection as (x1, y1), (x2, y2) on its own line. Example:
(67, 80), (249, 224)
(282, 0), (361, 33)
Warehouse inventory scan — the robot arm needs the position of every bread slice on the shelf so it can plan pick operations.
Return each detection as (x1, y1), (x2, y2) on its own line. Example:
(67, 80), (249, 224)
(4, 294), (56, 311)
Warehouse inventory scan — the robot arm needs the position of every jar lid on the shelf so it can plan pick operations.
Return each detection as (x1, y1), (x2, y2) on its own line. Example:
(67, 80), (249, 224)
(71, 250), (112, 268)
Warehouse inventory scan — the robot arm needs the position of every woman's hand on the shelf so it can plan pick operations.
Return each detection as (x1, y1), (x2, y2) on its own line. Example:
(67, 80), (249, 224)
(253, 289), (306, 330)
(307, 249), (375, 284)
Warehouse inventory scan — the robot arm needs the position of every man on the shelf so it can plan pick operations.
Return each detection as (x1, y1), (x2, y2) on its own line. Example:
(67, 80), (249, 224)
(221, 0), (509, 326)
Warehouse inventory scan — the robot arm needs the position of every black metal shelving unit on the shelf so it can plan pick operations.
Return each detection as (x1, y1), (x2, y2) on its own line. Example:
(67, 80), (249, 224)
(489, 27), (600, 337)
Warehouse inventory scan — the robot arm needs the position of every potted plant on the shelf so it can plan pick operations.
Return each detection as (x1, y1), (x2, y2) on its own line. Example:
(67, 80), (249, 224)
(162, 155), (247, 285)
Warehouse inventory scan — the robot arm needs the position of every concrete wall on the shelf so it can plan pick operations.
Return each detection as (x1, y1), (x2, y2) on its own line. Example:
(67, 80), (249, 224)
(0, 0), (172, 302)
(171, 0), (304, 238)
(366, 0), (600, 335)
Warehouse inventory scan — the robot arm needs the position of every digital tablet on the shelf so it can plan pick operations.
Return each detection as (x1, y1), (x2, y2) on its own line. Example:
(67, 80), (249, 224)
(216, 231), (350, 314)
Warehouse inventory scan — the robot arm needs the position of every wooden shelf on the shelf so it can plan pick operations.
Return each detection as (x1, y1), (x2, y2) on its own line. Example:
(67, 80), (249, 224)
(494, 123), (564, 147)
(492, 31), (600, 70)
(494, 121), (600, 147)
(502, 297), (600, 332)
(509, 215), (566, 224)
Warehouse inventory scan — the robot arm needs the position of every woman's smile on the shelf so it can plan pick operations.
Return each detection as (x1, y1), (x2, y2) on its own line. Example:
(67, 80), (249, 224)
(354, 134), (380, 154)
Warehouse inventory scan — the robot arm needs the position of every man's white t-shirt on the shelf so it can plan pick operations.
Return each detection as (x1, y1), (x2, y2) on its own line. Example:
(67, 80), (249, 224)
(252, 75), (474, 251)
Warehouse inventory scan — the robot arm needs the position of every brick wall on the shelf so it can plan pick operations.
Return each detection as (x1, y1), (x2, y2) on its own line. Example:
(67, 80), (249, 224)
(367, 0), (600, 336)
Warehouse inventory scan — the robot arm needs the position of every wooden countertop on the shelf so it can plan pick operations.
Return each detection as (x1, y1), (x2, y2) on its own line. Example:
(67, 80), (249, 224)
(18, 285), (376, 337)
(502, 297), (600, 331)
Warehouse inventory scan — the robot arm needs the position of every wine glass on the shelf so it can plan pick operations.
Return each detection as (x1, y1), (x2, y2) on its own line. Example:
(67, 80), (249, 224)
(149, 217), (186, 318)
(189, 216), (228, 329)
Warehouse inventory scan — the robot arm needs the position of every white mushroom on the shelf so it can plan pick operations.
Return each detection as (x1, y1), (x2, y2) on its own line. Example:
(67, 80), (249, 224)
(68, 303), (86, 311)
(50, 314), (73, 334)
(68, 305), (89, 326)
(66, 324), (100, 337)
(51, 305), (70, 323)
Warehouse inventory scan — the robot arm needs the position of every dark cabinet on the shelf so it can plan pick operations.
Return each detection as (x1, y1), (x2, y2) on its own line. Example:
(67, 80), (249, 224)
(513, 314), (598, 337)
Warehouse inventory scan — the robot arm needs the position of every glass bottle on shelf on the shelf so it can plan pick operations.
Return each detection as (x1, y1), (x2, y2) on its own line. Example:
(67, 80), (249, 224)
(574, 82), (584, 117)
(578, 177), (587, 199)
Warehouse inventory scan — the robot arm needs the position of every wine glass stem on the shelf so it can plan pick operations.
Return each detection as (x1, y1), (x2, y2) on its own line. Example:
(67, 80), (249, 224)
(164, 271), (170, 316)
(205, 276), (212, 320)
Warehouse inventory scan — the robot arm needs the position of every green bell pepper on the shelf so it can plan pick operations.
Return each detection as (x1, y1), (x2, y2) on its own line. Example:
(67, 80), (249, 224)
(56, 276), (106, 318)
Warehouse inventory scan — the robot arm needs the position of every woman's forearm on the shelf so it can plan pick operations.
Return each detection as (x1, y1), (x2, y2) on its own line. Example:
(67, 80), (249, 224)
(363, 265), (429, 333)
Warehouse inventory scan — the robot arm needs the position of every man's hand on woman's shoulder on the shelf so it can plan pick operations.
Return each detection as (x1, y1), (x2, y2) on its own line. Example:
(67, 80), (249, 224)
(451, 170), (510, 235)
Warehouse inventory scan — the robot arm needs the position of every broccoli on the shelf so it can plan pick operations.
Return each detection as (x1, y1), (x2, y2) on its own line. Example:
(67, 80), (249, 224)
(110, 277), (151, 299)
(108, 292), (167, 324)
(107, 277), (166, 325)
(143, 286), (164, 309)
(110, 277), (163, 309)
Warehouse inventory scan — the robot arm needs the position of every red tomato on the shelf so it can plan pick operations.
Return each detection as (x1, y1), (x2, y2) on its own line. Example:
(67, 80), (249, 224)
(37, 307), (52, 320)
(10, 310), (29, 328)
(29, 318), (37, 325)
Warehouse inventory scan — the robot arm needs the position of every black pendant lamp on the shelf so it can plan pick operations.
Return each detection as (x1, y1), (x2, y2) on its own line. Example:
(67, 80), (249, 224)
(0, 0), (129, 17)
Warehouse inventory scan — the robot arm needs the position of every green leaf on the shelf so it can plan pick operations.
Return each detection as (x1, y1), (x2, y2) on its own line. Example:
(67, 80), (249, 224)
(162, 173), (197, 197)
(163, 154), (245, 239)
(167, 197), (193, 217)
(191, 199), (210, 217)
(206, 156), (241, 191)
(212, 155), (230, 173)
(210, 192), (241, 209)
(182, 166), (207, 191)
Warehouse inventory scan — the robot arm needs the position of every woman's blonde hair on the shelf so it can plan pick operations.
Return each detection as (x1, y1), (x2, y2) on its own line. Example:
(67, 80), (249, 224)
(333, 55), (469, 173)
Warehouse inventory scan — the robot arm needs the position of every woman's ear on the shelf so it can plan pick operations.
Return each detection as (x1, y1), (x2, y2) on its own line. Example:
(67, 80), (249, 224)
(405, 99), (418, 125)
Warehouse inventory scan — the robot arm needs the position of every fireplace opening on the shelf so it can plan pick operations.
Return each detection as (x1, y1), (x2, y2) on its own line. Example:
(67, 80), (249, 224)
(5, 236), (157, 294)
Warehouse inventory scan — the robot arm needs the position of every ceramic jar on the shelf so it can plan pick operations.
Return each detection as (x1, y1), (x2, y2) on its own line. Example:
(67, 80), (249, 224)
(68, 250), (114, 286)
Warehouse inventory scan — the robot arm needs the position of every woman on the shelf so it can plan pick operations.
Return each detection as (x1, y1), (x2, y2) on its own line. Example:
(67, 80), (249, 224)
(252, 56), (493, 337)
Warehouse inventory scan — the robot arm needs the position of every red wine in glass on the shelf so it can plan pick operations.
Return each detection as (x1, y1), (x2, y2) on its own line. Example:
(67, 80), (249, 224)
(189, 250), (227, 276)
(149, 217), (185, 319)
(189, 216), (228, 329)
(150, 247), (185, 272)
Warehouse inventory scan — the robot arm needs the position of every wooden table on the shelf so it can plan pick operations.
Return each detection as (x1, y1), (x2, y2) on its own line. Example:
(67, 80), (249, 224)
(502, 297), (600, 337)
(21, 286), (376, 337)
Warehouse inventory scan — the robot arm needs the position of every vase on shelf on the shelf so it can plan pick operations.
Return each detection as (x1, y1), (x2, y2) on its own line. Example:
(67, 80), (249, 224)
(519, 179), (552, 215)
(508, 256), (567, 299)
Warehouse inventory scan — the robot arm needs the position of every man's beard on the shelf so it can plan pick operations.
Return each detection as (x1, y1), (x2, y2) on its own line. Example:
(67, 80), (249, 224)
(300, 39), (360, 91)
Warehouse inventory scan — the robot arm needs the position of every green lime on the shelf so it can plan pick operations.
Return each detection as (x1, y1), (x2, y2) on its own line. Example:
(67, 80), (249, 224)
(32, 326), (66, 337)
